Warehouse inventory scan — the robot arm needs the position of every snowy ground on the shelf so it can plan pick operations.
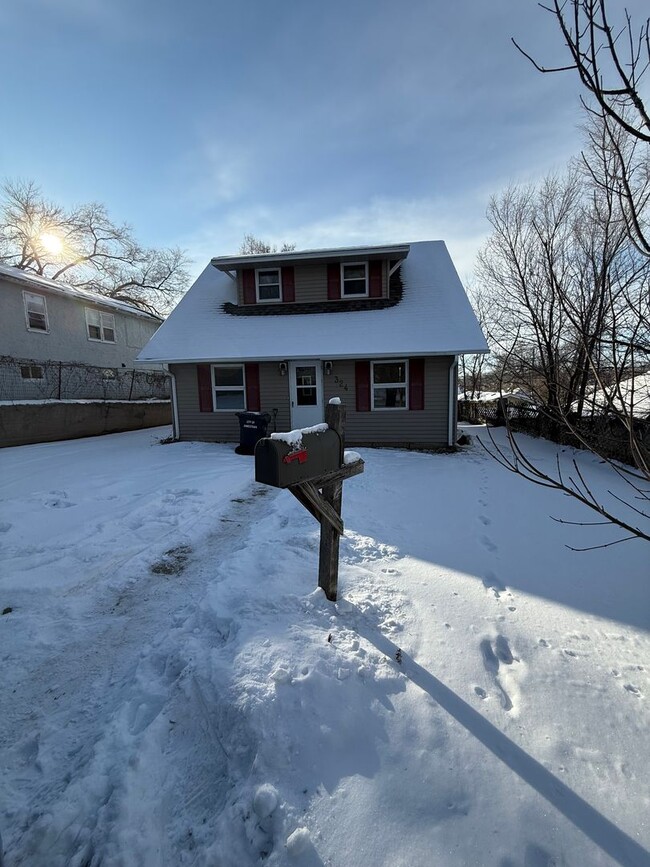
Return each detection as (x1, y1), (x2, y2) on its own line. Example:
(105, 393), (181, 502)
(0, 425), (648, 867)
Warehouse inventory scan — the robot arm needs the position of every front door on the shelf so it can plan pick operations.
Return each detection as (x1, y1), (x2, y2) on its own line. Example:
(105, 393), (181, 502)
(289, 360), (323, 430)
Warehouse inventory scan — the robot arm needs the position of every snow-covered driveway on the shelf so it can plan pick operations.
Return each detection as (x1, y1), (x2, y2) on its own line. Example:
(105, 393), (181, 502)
(0, 426), (648, 867)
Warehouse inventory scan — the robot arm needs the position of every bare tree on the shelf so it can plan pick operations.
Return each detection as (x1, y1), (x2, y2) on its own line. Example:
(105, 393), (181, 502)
(513, 0), (650, 255)
(239, 233), (296, 255)
(477, 167), (650, 544)
(471, 2), (650, 546)
(0, 180), (190, 316)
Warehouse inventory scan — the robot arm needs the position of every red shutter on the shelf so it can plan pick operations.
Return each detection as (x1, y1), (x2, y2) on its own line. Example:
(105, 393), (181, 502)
(197, 364), (213, 412)
(409, 358), (425, 410)
(327, 263), (341, 300)
(369, 260), (382, 297)
(245, 362), (260, 411)
(281, 266), (295, 303)
(242, 269), (256, 305)
(355, 360), (371, 412)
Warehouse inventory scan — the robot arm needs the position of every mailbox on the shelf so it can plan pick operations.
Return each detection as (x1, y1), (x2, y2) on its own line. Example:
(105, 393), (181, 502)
(255, 427), (343, 488)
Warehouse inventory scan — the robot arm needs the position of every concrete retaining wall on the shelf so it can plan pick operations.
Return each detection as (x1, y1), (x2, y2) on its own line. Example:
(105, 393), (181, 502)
(0, 401), (172, 447)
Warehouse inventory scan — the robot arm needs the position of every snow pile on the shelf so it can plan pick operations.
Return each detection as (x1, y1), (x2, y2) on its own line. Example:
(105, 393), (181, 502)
(328, 397), (342, 405)
(343, 449), (362, 465)
(270, 422), (329, 448)
(0, 425), (648, 866)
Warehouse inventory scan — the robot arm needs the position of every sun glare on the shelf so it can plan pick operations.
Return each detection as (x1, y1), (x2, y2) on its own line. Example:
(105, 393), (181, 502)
(39, 231), (64, 256)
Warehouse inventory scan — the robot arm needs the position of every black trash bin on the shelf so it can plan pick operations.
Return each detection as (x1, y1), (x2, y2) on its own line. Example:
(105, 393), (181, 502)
(235, 411), (271, 455)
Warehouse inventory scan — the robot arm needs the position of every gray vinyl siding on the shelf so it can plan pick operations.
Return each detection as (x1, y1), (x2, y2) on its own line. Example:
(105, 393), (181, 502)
(236, 261), (388, 305)
(1, 277), (160, 367)
(170, 361), (290, 442)
(323, 357), (453, 448)
(172, 356), (452, 447)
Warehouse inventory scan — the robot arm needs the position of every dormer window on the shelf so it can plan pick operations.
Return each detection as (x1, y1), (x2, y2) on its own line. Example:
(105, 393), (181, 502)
(341, 262), (368, 297)
(256, 268), (282, 303)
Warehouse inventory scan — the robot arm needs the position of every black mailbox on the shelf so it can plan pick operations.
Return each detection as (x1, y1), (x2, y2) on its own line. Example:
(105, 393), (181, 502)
(255, 427), (343, 488)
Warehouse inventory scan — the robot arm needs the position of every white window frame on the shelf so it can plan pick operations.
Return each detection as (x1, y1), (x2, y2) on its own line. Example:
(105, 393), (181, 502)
(85, 308), (116, 343)
(211, 363), (247, 412)
(255, 268), (282, 303)
(341, 261), (368, 297)
(371, 359), (409, 411)
(23, 291), (49, 333)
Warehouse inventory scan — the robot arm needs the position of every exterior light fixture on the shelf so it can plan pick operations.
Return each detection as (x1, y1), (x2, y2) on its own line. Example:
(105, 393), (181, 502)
(324, 361), (333, 375)
(279, 362), (288, 376)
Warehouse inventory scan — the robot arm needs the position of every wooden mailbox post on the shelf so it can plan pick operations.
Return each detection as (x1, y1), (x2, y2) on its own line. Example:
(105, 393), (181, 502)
(254, 401), (364, 601)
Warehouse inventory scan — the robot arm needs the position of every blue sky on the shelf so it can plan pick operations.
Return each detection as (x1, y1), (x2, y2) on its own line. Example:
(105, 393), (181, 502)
(1, 0), (640, 281)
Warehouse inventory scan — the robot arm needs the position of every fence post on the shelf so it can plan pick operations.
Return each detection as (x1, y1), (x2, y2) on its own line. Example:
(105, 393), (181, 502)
(128, 369), (136, 401)
(58, 362), (62, 400)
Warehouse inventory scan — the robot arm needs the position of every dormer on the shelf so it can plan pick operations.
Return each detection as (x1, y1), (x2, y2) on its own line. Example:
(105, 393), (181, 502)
(211, 243), (410, 315)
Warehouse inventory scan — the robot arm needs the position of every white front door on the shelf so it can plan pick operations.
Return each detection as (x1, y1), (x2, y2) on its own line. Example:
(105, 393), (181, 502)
(289, 360), (323, 430)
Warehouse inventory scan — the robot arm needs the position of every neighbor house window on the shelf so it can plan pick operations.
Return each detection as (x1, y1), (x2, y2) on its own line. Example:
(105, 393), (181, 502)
(371, 360), (408, 409)
(86, 308), (116, 342)
(20, 364), (44, 380)
(212, 364), (246, 410)
(256, 268), (282, 302)
(341, 262), (368, 297)
(23, 292), (49, 332)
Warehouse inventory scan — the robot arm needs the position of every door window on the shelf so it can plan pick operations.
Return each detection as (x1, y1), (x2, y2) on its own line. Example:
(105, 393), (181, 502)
(295, 365), (317, 405)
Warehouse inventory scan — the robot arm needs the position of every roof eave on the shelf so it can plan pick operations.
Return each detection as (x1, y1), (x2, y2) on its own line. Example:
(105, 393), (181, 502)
(211, 243), (411, 271)
(138, 347), (489, 365)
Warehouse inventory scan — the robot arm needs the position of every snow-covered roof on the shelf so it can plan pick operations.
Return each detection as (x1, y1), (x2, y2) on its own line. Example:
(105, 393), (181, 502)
(137, 241), (488, 364)
(0, 263), (162, 322)
(579, 372), (650, 419)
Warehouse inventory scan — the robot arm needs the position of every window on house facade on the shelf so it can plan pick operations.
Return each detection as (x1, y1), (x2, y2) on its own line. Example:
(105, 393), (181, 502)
(212, 364), (246, 410)
(20, 364), (44, 380)
(23, 292), (49, 332)
(371, 360), (408, 409)
(256, 269), (282, 302)
(341, 262), (368, 297)
(86, 308), (116, 342)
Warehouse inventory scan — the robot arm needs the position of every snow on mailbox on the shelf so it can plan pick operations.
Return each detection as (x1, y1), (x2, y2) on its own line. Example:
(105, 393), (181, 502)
(255, 423), (343, 488)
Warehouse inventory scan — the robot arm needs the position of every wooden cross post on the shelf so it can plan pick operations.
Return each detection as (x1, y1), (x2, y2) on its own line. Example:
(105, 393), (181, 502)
(318, 402), (345, 601)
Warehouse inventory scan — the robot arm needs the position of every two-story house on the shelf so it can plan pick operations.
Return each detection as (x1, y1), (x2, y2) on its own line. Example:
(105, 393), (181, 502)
(136, 240), (488, 448)
(0, 263), (162, 398)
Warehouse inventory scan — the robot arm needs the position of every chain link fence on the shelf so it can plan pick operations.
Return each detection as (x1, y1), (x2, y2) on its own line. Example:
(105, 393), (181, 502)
(1, 355), (170, 402)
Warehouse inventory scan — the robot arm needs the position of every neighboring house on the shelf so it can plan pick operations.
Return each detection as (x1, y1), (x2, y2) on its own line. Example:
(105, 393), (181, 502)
(0, 263), (162, 396)
(137, 241), (488, 448)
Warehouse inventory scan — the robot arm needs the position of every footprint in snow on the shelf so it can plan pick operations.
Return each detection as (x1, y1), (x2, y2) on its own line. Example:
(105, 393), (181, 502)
(624, 684), (642, 697)
(480, 636), (516, 712)
(480, 535), (498, 553)
(0, 522), (12, 532)
(478, 515), (491, 526)
(483, 571), (506, 597)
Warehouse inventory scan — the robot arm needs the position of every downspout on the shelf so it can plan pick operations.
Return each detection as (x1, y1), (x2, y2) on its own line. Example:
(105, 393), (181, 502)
(168, 367), (180, 440)
(448, 356), (458, 446)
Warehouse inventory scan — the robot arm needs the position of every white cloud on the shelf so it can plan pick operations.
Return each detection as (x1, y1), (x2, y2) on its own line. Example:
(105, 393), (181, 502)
(178, 192), (492, 285)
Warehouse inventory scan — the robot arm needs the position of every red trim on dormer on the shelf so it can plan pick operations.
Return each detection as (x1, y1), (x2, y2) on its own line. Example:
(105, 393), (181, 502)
(327, 263), (341, 300)
(369, 260), (382, 297)
(242, 269), (256, 305)
(281, 266), (295, 303)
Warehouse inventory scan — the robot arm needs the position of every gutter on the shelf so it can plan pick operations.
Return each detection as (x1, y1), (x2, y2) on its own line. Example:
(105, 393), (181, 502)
(168, 368), (180, 440)
(448, 356), (458, 446)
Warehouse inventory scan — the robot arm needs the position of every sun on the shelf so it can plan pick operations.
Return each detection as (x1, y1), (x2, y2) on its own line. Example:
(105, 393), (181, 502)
(39, 231), (64, 256)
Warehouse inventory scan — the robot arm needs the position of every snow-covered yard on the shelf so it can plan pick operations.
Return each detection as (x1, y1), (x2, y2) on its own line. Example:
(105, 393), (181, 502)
(0, 426), (648, 867)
